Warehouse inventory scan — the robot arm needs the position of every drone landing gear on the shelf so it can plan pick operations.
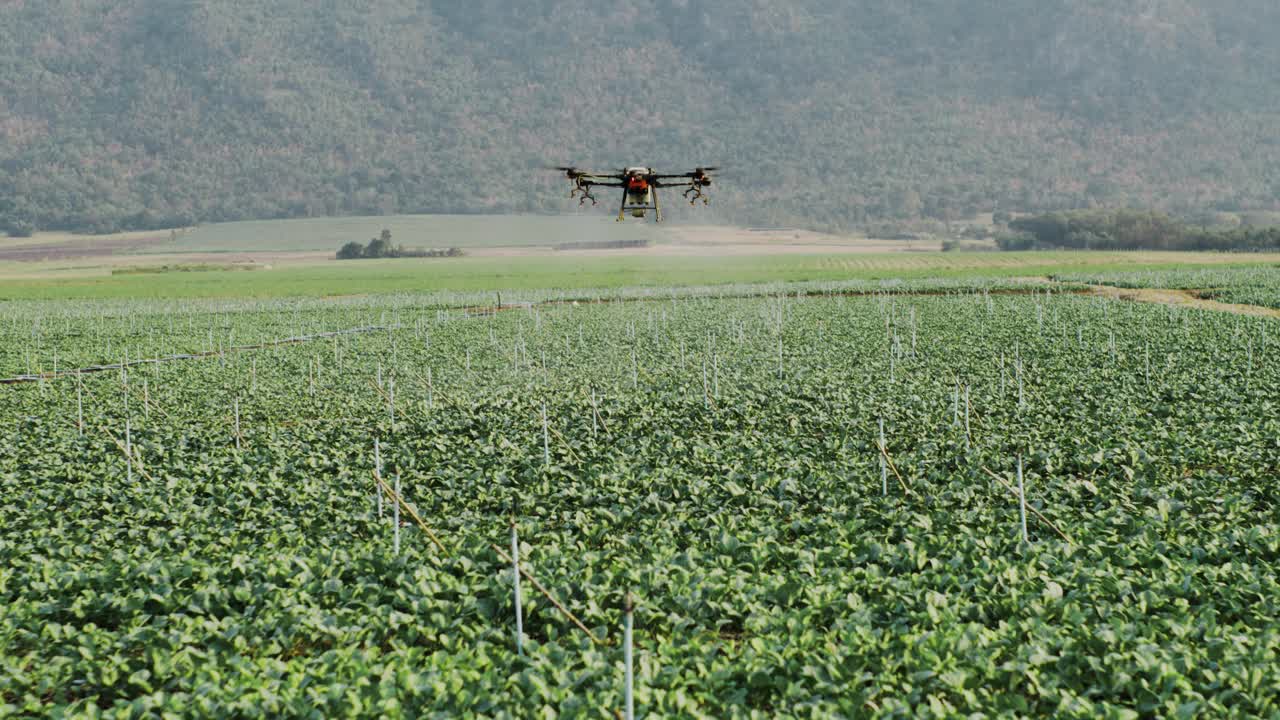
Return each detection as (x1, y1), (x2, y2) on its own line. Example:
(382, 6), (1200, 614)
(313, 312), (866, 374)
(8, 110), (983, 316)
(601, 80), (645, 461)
(571, 182), (597, 206)
(683, 184), (710, 205)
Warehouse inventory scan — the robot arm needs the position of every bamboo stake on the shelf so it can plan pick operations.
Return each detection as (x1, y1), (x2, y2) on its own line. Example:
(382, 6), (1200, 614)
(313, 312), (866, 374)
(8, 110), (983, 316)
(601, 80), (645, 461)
(980, 466), (1073, 544)
(876, 427), (912, 495)
(101, 425), (154, 483)
(489, 541), (603, 645)
(543, 421), (584, 464)
(373, 471), (449, 555)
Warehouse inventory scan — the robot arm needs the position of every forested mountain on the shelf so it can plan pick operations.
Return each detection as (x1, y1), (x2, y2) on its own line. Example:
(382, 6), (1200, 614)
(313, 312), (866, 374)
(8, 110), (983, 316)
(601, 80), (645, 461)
(3, 1), (1280, 234)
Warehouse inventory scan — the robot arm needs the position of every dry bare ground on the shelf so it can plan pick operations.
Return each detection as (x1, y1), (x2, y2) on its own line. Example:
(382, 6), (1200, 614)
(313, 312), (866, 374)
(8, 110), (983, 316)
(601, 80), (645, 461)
(1087, 284), (1280, 319)
(460, 225), (919, 258)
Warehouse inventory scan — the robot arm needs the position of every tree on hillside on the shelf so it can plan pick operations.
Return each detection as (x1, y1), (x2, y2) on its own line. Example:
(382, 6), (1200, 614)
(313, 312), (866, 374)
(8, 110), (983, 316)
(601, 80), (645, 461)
(5, 1), (1280, 232)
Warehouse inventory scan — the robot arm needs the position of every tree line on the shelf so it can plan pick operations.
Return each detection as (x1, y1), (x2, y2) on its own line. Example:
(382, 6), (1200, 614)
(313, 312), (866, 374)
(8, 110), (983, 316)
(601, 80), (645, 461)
(1000, 210), (1280, 252)
(337, 230), (461, 260)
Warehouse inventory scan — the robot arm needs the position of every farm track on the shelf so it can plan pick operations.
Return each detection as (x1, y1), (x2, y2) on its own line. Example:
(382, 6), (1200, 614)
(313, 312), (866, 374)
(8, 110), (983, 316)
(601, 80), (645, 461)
(1083, 284), (1280, 318)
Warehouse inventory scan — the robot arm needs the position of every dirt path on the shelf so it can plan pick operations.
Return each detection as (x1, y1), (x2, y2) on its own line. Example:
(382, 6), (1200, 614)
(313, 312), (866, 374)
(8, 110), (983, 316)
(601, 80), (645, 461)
(1087, 284), (1280, 319)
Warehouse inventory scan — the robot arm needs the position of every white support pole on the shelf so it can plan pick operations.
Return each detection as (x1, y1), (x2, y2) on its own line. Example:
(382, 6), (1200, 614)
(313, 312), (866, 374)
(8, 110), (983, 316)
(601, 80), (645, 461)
(701, 358), (709, 407)
(777, 335), (783, 379)
(1017, 360), (1024, 410)
(541, 402), (551, 467)
(624, 591), (635, 720)
(512, 520), (524, 656)
(76, 371), (84, 436)
(389, 375), (396, 424)
(1017, 455), (1028, 544)
(125, 416), (134, 483)
(591, 388), (599, 436)
(712, 352), (719, 398)
(393, 472), (402, 556)
(878, 418), (887, 496)
(963, 384), (971, 452)
(375, 438), (383, 520)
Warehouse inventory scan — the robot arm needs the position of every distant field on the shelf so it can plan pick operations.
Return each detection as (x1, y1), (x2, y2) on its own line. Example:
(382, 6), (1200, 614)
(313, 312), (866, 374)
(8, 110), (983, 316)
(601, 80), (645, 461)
(0, 228), (170, 250)
(153, 214), (661, 253)
(3, 250), (1279, 300)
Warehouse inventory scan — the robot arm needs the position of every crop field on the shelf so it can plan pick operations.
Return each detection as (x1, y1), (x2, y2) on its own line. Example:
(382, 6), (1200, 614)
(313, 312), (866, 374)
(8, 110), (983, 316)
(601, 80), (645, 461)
(3, 282), (1279, 718)
(5, 248), (1280, 301)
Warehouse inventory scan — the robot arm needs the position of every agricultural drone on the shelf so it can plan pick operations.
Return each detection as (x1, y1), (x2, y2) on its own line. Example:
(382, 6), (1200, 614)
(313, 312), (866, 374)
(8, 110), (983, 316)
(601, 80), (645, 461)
(553, 166), (718, 222)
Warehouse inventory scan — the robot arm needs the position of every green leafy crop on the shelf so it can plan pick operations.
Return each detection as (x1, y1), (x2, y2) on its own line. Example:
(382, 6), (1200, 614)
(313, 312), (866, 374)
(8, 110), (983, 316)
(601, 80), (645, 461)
(2, 286), (1278, 717)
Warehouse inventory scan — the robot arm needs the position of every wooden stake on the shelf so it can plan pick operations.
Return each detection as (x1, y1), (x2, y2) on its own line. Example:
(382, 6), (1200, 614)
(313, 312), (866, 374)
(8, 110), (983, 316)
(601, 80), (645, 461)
(489, 542), (602, 645)
(373, 471), (449, 554)
(980, 466), (1072, 543)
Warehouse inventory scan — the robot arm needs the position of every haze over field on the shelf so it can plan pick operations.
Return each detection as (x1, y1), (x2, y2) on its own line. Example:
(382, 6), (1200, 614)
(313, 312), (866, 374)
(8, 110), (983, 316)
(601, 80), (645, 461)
(3, 1), (1280, 235)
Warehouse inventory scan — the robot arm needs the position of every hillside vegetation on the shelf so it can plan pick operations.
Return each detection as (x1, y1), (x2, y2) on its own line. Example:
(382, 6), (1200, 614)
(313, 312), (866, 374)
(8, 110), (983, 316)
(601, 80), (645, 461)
(1004, 210), (1280, 251)
(3, 1), (1280, 234)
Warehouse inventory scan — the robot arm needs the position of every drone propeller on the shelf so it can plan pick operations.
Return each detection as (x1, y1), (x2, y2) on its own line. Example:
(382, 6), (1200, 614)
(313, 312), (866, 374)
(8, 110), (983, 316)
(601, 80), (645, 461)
(549, 165), (586, 179)
(666, 166), (720, 180)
